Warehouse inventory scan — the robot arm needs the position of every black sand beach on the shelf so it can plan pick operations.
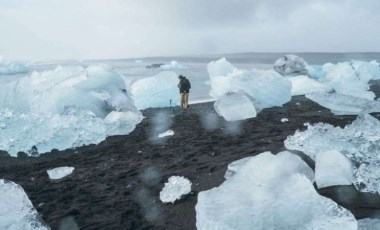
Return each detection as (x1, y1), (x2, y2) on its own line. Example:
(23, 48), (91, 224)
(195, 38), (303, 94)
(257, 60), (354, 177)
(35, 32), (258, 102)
(2, 91), (380, 229)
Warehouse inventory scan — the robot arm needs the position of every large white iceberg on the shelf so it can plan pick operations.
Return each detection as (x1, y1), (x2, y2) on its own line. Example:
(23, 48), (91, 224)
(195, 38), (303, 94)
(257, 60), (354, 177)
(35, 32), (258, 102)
(208, 58), (292, 115)
(0, 62), (29, 75)
(159, 176), (192, 203)
(306, 92), (380, 115)
(0, 65), (142, 156)
(285, 114), (380, 193)
(214, 92), (257, 121)
(131, 71), (180, 110)
(0, 179), (49, 230)
(273, 54), (309, 76)
(196, 151), (357, 230)
(315, 150), (354, 189)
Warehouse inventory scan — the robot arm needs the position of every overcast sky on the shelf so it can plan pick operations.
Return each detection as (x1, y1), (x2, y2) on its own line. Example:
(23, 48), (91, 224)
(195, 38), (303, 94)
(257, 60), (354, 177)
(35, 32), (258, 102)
(1, 0), (380, 60)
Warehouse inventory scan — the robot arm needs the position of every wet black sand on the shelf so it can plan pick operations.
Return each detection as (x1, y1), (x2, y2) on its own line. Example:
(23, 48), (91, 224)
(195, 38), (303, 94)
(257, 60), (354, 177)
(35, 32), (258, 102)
(1, 92), (380, 229)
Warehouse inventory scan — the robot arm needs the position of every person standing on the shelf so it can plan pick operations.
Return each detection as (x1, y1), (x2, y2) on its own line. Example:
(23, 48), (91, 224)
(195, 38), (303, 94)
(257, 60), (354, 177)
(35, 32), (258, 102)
(178, 75), (191, 109)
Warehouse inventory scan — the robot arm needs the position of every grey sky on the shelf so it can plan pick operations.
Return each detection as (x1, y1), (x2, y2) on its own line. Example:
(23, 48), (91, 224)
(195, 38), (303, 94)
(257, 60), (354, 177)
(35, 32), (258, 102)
(1, 0), (380, 60)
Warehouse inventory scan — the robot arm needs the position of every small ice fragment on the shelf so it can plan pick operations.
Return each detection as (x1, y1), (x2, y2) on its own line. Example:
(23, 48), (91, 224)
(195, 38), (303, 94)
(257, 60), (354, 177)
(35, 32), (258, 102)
(47, 166), (75, 180)
(160, 176), (192, 203)
(158, 129), (174, 138)
(281, 118), (289, 123)
(315, 150), (354, 189)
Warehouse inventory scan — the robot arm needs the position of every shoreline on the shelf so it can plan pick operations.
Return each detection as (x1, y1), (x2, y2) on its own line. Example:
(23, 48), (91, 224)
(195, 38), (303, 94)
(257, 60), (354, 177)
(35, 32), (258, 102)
(1, 95), (380, 229)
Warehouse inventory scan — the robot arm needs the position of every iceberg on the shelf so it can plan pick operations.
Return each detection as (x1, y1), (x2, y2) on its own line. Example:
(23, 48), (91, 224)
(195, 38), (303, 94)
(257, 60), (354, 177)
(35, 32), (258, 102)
(131, 71), (180, 109)
(160, 61), (186, 70)
(273, 54), (309, 76)
(285, 114), (380, 193)
(47, 166), (75, 180)
(0, 62), (29, 75)
(289, 75), (332, 96)
(306, 92), (380, 115)
(214, 92), (257, 121)
(315, 150), (354, 189)
(0, 65), (142, 156)
(321, 62), (375, 100)
(0, 179), (49, 230)
(0, 108), (106, 156)
(159, 176), (192, 203)
(196, 151), (356, 230)
(302, 60), (380, 113)
(208, 58), (292, 114)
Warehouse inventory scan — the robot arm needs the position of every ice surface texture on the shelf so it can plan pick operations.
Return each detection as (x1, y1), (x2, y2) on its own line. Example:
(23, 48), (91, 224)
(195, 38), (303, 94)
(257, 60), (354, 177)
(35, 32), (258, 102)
(196, 151), (357, 230)
(289, 75), (332, 96)
(207, 58), (291, 120)
(131, 71), (180, 110)
(159, 176), (192, 203)
(0, 179), (49, 230)
(214, 92), (257, 121)
(315, 150), (354, 188)
(0, 62), (29, 75)
(285, 114), (380, 193)
(0, 65), (142, 156)
(273, 54), (309, 76)
(47, 166), (75, 180)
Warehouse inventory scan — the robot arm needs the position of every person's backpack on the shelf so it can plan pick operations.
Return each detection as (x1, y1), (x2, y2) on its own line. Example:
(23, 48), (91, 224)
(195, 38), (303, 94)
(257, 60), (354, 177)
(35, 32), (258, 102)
(184, 79), (191, 90)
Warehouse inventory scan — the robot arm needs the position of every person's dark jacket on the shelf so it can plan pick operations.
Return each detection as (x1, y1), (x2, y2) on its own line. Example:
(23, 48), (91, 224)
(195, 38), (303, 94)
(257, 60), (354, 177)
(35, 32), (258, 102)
(178, 78), (191, 93)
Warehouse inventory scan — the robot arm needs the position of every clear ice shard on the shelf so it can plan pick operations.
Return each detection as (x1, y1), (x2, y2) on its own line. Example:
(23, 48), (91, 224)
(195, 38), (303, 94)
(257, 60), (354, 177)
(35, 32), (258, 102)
(315, 150), (354, 188)
(214, 92), (257, 121)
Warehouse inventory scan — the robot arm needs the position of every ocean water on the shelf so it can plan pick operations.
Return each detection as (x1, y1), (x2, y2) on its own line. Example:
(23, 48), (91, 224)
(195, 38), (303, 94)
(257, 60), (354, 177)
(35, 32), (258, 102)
(4, 52), (380, 103)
